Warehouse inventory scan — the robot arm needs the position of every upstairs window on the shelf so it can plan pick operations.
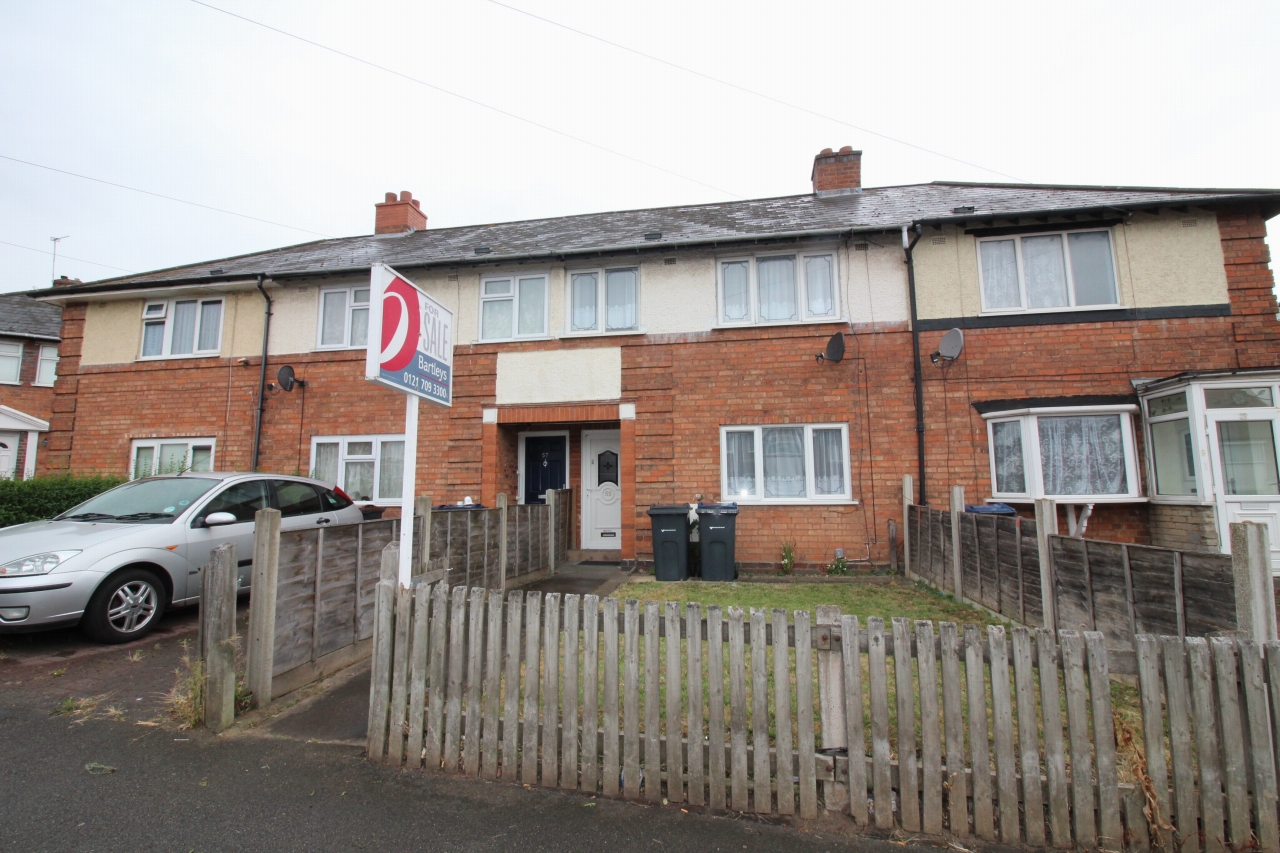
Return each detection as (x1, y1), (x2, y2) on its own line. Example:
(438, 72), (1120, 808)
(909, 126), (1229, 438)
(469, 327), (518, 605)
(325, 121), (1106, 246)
(978, 229), (1119, 313)
(130, 438), (215, 479)
(986, 408), (1141, 501)
(35, 344), (58, 386)
(567, 267), (639, 333)
(720, 423), (852, 503)
(0, 341), (22, 383)
(317, 286), (370, 349)
(480, 274), (548, 340)
(141, 299), (223, 358)
(311, 435), (405, 504)
(718, 251), (838, 326)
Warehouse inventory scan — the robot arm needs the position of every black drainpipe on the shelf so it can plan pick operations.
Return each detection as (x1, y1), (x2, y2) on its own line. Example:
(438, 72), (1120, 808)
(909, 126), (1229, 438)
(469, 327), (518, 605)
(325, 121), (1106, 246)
(251, 275), (272, 472)
(903, 224), (926, 504)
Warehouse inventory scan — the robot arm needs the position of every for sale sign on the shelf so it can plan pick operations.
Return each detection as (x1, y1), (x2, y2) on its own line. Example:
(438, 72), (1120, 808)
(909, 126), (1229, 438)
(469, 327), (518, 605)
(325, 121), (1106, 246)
(364, 264), (454, 407)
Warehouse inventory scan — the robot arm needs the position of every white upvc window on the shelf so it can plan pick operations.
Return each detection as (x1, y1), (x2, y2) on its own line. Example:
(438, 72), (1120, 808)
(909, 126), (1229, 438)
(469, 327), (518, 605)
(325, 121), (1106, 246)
(719, 423), (853, 504)
(479, 274), (549, 341)
(130, 437), (216, 479)
(977, 228), (1120, 314)
(35, 344), (58, 386)
(717, 250), (840, 327)
(140, 298), (224, 359)
(317, 286), (370, 350)
(1145, 390), (1201, 499)
(985, 407), (1142, 502)
(310, 435), (405, 504)
(566, 266), (640, 334)
(0, 341), (22, 384)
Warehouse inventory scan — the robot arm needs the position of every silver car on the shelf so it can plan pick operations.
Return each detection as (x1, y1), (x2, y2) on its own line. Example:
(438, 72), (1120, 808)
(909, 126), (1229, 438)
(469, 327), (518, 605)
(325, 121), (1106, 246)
(0, 472), (364, 643)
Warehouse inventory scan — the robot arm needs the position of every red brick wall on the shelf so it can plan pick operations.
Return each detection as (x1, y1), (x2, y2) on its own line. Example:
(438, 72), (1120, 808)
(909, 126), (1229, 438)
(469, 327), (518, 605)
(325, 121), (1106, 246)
(0, 336), (55, 423)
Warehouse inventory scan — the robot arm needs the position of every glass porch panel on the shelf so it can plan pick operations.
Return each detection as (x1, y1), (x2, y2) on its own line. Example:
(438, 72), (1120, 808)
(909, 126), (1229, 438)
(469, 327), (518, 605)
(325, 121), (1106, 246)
(1151, 418), (1197, 496)
(1217, 420), (1280, 495)
(1205, 387), (1274, 409)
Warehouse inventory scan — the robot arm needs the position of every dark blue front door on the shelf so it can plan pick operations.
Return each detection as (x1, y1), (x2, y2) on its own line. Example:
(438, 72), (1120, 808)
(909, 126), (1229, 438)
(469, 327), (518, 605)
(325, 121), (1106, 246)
(524, 436), (567, 504)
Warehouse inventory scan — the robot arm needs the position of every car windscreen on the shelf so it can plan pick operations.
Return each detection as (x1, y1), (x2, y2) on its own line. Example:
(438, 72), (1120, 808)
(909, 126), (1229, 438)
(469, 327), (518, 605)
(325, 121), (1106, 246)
(57, 478), (220, 524)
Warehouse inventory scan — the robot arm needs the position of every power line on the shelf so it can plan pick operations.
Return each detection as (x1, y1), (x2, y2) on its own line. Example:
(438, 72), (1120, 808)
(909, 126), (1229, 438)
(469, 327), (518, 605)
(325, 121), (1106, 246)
(0, 239), (136, 273)
(187, 0), (747, 200)
(0, 155), (333, 238)
(484, 0), (1028, 184)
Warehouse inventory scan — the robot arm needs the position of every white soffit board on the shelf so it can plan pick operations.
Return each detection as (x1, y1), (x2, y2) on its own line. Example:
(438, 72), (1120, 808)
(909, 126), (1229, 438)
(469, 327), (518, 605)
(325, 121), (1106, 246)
(496, 348), (622, 406)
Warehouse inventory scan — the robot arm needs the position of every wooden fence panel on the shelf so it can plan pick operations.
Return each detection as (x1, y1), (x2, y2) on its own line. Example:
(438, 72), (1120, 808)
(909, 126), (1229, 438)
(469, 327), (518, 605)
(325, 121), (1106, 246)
(960, 513), (981, 602)
(996, 517), (1022, 618)
(1181, 552), (1236, 636)
(977, 516), (1001, 612)
(1051, 537), (1093, 633)
(1018, 522), (1044, 628)
(1127, 547), (1180, 637)
(1086, 541), (1134, 650)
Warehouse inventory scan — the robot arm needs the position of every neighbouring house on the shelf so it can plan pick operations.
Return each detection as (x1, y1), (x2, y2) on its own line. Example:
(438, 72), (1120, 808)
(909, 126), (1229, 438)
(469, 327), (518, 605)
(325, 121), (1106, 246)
(0, 291), (61, 478)
(28, 151), (1280, 569)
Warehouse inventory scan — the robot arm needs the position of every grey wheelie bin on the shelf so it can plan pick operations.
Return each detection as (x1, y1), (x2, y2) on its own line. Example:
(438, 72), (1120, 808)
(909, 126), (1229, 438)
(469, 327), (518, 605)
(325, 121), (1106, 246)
(647, 505), (690, 581)
(696, 502), (739, 581)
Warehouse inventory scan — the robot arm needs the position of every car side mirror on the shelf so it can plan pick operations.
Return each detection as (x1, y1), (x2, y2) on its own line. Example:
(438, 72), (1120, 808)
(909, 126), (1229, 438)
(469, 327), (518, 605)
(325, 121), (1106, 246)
(203, 512), (239, 527)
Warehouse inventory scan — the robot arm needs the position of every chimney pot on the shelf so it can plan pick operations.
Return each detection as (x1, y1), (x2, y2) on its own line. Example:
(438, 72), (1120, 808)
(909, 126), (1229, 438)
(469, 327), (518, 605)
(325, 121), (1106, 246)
(375, 190), (428, 234)
(811, 147), (862, 195)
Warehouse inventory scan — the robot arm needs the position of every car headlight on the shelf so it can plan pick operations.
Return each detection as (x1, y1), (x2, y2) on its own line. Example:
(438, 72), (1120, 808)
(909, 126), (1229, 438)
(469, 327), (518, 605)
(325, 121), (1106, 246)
(0, 551), (82, 576)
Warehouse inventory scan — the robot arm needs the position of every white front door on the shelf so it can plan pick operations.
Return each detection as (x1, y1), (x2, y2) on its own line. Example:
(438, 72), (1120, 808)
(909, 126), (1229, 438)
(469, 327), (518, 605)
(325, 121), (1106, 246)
(581, 430), (622, 550)
(1208, 409), (1280, 569)
(0, 433), (18, 479)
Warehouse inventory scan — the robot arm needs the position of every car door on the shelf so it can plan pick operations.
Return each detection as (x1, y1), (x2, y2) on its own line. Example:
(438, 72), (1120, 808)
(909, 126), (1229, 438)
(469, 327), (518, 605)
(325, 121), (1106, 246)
(271, 479), (338, 533)
(183, 478), (272, 598)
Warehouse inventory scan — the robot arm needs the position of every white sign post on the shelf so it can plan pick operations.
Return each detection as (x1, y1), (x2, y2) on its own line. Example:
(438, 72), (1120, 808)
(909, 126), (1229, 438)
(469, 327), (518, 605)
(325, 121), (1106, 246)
(365, 263), (454, 587)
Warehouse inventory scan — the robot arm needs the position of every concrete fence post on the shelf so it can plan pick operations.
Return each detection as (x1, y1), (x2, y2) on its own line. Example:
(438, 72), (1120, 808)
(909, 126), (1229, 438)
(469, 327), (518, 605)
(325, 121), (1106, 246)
(414, 494), (432, 577)
(202, 541), (238, 733)
(246, 507), (281, 709)
(497, 493), (509, 591)
(950, 486), (965, 602)
(902, 474), (914, 579)
(1035, 499), (1058, 632)
(547, 488), (558, 575)
(1232, 521), (1278, 645)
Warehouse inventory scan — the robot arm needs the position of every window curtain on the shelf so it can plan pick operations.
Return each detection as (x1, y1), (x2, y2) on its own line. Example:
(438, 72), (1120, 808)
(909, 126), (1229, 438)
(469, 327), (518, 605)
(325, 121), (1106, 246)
(190, 445), (213, 472)
(158, 443), (189, 473)
(350, 306), (368, 347)
(724, 431), (756, 496)
(169, 301), (198, 354)
(991, 421), (1026, 493)
(757, 257), (797, 321)
(980, 240), (1020, 309)
(481, 299), (513, 339)
(763, 427), (805, 497)
(571, 273), (598, 331)
(1022, 235), (1069, 309)
(197, 301), (222, 352)
(606, 269), (638, 330)
(142, 322), (164, 357)
(313, 442), (339, 482)
(133, 446), (155, 479)
(1067, 232), (1117, 305)
(722, 261), (750, 321)
(0, 344), (19, 383)
(805, 255), (834, 316)
(378, 440), (405, 500)
(517, 278), (545, 335)
(320, 291), (347, 346)
(1038, 415), (1127, 496)
(812, 428), (844, 494)
(344, 460), (375, 501)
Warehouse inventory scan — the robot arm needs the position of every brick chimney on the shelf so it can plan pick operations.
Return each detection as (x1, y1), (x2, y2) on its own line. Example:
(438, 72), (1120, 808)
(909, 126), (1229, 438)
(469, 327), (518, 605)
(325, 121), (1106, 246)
(52, 276), (83, 288)
(811, 147), (862, 196)
(375, 191), (427, 234)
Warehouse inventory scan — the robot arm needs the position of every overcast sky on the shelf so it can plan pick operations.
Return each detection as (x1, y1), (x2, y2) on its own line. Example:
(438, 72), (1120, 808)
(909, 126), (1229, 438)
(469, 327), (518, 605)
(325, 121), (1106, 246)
(2, 0), (1278, 292)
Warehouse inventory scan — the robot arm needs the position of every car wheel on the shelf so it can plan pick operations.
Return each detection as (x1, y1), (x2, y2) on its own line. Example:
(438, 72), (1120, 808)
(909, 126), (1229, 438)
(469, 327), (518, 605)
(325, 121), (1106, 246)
(82, 568), (168, 644)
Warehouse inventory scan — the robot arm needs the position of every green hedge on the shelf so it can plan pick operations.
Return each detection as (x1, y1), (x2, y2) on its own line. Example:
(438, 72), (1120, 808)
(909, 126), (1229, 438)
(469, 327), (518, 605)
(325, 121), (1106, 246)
(0, 475), (126, 528)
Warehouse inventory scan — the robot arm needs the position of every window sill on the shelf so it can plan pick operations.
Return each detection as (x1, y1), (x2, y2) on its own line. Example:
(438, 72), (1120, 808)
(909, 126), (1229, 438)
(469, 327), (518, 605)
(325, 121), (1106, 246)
(978, 304), (1125, 318)
(472, 335), (555, 345)
(988, 495), (1148, 505)
(560, 328), (645, 339)
(137, 353), (222, 362)
(725, 499), (860, 507)
(31, 382), (55, 388)
(314, 345), (366, 353)
(712, 316), (847, 331)
(0, 380), (21, 386)
(1148, 497), (1213, 506)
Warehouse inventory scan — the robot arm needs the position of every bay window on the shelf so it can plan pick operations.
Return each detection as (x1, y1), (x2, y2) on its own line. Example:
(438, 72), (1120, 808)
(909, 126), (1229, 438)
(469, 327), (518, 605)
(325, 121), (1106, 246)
(311, 435), (405, 504)
(140, 298), (223, 358)
(978, 228), (1119, 313)
(986, 408), (1141, 501)
(130, 438), (215, 479)
(717, 251), (839, 326)
(317, 286), (370, 349)
(1146, 391), (1198, 497)
(480, 274), (548, 340)
(720, 423), (852, 503)
(567, 267), (639, 334)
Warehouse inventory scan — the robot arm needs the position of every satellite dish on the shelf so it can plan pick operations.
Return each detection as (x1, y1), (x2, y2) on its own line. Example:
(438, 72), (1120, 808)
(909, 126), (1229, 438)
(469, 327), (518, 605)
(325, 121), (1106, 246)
(938, 328), (964, 361)
(276, 364), (305, 392)
(816, 332), (845, 364)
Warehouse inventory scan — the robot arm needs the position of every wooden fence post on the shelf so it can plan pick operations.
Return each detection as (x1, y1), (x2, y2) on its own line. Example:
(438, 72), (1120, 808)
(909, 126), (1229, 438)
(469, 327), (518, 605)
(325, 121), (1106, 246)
(903, 474), (914, 579)
(816, 604), (847, 812)
(950, 486), (965, 602)
(547, 489), (557, 574)
(496, 493), (508, 591)
(246, 507), (280, 708)
(1035, 498), (1058, 632)
(1232, 522), (1278, 644)
(366, 544), (398, 762)
(415, 494), (432, 576)
(202, 542), (238, 733)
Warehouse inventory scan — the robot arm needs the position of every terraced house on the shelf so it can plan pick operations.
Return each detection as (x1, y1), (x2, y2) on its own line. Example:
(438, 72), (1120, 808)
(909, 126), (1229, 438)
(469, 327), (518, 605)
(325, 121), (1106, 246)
(30, 150), (1280, 569)
(0, 292), (61, 479)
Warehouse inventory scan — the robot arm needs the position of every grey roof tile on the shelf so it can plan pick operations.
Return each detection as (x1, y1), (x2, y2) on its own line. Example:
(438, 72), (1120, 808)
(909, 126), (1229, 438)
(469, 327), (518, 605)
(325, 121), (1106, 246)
(0, 293), (62, 339)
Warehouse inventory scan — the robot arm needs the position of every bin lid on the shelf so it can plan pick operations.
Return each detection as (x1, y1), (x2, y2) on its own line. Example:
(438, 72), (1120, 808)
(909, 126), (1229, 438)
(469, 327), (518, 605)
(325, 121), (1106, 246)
(435, 503), (488, 511)
(647, 505), (691, 516)
(964, 503), (1018, 515)
(696, 502), (739, 515)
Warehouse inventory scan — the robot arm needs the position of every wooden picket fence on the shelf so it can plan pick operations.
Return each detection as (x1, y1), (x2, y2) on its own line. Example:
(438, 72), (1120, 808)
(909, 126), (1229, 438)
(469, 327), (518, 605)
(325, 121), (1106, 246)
(368, 570), (1150, 847)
